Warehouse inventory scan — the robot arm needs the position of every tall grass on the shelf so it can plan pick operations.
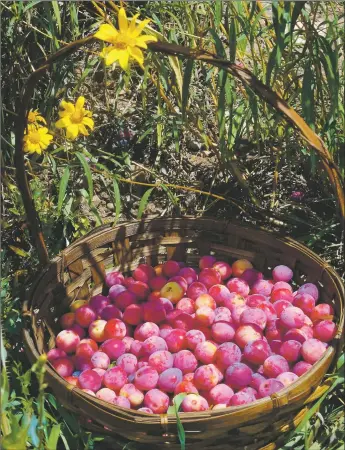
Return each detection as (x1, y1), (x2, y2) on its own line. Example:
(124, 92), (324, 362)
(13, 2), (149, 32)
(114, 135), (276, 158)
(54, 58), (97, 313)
(1, 1), (344, 449)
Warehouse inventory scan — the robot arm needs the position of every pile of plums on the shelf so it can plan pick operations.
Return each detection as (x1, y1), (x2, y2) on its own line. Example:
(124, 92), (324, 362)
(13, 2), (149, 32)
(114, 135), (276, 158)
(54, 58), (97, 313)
(47, 256), (337, 414)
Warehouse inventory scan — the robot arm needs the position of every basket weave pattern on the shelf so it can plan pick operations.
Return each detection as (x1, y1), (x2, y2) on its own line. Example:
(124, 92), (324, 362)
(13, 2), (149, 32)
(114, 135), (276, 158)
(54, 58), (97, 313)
(23, 217), (344, 450)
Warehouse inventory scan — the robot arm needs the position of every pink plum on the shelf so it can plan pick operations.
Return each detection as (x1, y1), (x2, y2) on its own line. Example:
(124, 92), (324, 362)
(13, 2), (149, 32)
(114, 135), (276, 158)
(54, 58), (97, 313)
(212, 261), (232, 280)
(178, 267), (198, 285)
(144, 389), (169, 413)
(232, 259), (253, 277)
(113, 396), (131, 408)
(187, 282), (208, 300)
(142, 336), (168, 355)
(181, 394), (209, 412)
(148, 350), (174, 373)
(193, 364), (219, 390)
(56, 329), (80, 354)
(119, 383), (145, 407)
(293, 361), (313, 376)
(225, 363), (253, 390)
(272, 265), (293, 282)
(105, 271), (124, 287)
(158, 368), (183, 392)
(103, 367), (128, 391)
(134, 322), (160, 342)
(96, 388), (116, 403)
(226, 278), (250, 297)
(198, 268), (221, 289)
(199, 255), (217, 270)
(301, 339), (327, 364)
(276, 372), (299, 387)
(116, 353), (138, 375)
(297, 283), (319, 301)
(243, 340), (271, 365)
(211, 322), (235, 344)
(108, 284), (127, 303)
(165, 329), (187, 353)
(280, 306), (306, 329)
(258, 378), (284, 398)
(78, 369), (102, 392)
(229, 391), (256, 406)
(214, 342), (242, 371)
(235, 324), (262, 349)
(134, 367), (159, 391)
(133, 264), (155, 283)
(195, 341), (218, 364)
(279, 340), (301, 362)
(209, 384), (234, 405)
(313, 320), (337, 342)
(100, 305), (122, 321)
(173, 350), (198, 374)
(52, 358), (74, 377)
(263, 355), (289, 377)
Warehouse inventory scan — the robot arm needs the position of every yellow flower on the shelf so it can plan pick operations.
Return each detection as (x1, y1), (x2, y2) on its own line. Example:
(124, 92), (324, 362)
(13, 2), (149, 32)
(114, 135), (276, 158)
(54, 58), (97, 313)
(23, 124), (53, 154)
(55, 96), (94, 141)
(27, 109), (47, 125)
(94, 7), (157, 70)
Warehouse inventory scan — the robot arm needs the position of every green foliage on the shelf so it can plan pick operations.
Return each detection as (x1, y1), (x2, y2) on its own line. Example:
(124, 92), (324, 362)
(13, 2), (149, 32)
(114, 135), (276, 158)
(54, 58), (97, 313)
(1, 1), (344, 450)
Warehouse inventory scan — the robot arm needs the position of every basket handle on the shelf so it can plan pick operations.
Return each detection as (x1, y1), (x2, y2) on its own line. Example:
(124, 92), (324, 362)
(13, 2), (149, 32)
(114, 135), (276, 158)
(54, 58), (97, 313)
(14, 37), (344, 266)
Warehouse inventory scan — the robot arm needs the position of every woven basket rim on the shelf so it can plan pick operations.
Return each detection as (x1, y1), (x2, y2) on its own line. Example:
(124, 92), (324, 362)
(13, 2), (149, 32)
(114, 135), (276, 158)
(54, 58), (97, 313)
(22, 217), (344, 426)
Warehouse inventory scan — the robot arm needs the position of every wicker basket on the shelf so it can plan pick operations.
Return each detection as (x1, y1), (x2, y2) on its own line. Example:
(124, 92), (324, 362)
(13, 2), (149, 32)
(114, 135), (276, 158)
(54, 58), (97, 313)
(22, 217), (344, 450)
(14, 31), (345, 450)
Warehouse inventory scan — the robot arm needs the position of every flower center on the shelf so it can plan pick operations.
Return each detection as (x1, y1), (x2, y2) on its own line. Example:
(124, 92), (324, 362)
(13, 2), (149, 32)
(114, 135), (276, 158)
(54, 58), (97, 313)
(113, 34), (136, 49)
(29, 132), (41, 144)
(71, 110), (84, 124)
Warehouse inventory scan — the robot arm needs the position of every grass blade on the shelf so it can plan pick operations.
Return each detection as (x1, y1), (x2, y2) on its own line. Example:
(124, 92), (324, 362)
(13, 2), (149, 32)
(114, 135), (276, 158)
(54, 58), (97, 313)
(182, 59), (194, 119)
(75, 152), (93, 206)
(51, 1), (61, 34)
(57, 166), (70, 214)
(137, 188), (155, 220)
(112, 178), (121, 225)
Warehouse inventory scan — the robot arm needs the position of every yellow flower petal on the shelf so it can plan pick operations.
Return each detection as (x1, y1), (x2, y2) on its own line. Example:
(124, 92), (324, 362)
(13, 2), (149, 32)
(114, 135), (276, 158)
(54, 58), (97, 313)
(59, 110), (73, 118)
(82, 117), (94, 130)
(135, 34), (157, 49)
(118, 50), (129, 71)
(37, 127), (49, 135)
(131, 19), (151, 38)
(40, 134), (53, 146)
(129, 14), (140, 33)
(76, 96), (85, 110)
(102, 48), (121, 66)
(118, 7), (128, 33)
(78, 124), (89, 136)
(94, 24), (118, 43)
(66, 124), (79, 140)
(128, 46), (144, 65)
(61, 100), (75, 113)
(55, 117), (71, 128)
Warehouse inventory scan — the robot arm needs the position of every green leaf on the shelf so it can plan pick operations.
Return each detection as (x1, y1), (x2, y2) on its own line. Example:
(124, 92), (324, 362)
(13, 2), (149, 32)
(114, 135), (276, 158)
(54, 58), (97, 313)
(214, 0), (222, 29)
(46, 424), (61, 450)
(1, 366), (9, 411)
(290, 2), (306, 43)
(75, 152), (93, 205)
(137, 188), (155, 220)
(229, 17), (237, 64)
(182, 60), (194, 119)
(51, 1), (61, 34)
(57, 166), (70, 214)
(23, 0), (43, 12)
(336, 353), (344, 370)
(112, 178), (121, 226)
(8, 246), (30, 258)
(172, 393), (188, 450)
